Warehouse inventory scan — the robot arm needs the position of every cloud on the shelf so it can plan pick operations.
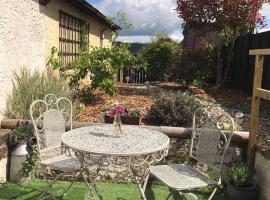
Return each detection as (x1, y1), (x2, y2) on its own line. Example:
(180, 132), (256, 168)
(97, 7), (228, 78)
(91, 1), (270, 42)
(117, 36), (153, 43)
(258, 3), (270, 33)
(93, 0), (183, 42)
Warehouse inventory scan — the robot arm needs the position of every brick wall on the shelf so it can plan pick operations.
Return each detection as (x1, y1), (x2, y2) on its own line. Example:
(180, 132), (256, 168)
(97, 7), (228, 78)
(182, 28), (217, 51)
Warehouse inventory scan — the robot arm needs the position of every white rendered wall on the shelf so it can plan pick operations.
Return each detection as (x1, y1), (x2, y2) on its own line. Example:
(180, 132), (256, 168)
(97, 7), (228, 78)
(0, 0), (46, 118)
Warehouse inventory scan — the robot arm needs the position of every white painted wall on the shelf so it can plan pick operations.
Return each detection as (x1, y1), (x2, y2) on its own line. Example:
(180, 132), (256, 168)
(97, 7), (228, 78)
(0, 0), (46, 117)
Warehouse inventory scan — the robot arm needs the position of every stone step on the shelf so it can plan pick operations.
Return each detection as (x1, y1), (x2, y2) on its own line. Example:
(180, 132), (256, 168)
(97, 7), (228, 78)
(0, 129), (11, 146)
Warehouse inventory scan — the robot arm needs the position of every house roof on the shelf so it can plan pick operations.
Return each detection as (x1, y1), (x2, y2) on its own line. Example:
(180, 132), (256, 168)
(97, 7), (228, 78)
(66, 0), (121, 31)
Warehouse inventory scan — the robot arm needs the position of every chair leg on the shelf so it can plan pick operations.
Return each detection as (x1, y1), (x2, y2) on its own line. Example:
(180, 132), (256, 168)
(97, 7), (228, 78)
(208, 187), (218, 200)
(165, 191), (173, 200)
(142, 170), (150, 193)
(38, 172), (63, 200)
(57, 171), (81, 197)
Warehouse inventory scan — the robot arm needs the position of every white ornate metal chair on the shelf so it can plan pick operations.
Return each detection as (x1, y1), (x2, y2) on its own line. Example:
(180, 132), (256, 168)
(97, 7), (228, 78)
(143, 107), (235, 200)
(30, 94), (81, 199)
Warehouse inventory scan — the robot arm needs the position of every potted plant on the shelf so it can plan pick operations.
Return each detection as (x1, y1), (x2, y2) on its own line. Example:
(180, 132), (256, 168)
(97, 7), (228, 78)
(14, 125), (34, 144)
(226, 163), (257, 200)
(10, 125), (34, 182)
(124, 108), (141, 124)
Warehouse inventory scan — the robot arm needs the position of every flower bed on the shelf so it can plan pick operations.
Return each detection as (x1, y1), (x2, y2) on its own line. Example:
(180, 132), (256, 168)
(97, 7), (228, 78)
(104, 115), (141, 125)
(104, 106), (142, 125)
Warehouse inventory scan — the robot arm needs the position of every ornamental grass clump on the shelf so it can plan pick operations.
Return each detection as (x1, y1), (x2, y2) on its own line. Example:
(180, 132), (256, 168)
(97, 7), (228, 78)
(227, 163), (251, 187)
(5, 67), (80, 119)
(149, 92), (202, 127)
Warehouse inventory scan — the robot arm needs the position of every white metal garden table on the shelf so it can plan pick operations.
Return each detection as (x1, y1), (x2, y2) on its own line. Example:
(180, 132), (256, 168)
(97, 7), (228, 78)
(61, 124), (170, 200)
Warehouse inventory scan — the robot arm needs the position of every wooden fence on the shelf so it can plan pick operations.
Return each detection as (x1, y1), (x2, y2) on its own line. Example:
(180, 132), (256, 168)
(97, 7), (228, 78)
(117, 68), (146, 84)
(230, 31), (270, 95)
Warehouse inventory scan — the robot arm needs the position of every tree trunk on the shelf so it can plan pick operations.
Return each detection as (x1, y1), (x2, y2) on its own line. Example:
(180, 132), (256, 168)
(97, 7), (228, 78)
(222, 40), (236, 85)
(215, 39), (235, 89)
(222, 47), (233, 85)
(215, 43), (223, 88)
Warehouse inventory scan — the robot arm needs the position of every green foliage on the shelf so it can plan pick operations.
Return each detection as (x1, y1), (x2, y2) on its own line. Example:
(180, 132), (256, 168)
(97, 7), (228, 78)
(108, 11), (133, 41)
(172, 46), (217, 85)
(14, 125), (34, 143)
(189, 79), (209, 88)
(227, 163), (251, 187)
(141, 33), (181, 81)
(19, 145), (39, 180)
(149, 92), (202, 127)
(51, 44), (138, 96)
(75, 88), (95, 105)
(48, 12), (140, 96)
(4, 67), (80, 119)
(130, 108), (141, 117)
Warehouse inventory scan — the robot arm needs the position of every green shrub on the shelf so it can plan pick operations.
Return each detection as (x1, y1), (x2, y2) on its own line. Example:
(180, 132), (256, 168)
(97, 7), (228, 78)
(141, 33), (181, 81)
(48, 43), (138, 96)
(130, 108), (141, 117)
(5, 67), (80, 119)
(149, 92), (202, 127)
(227, 163), (251, 187)
(171, 46), (217, 85)
(14, 125), (34, 143)
(189, 79), (209, 88)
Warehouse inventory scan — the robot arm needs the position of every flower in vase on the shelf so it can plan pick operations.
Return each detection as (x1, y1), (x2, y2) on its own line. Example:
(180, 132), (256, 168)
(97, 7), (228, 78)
(108, 105), (124, 118)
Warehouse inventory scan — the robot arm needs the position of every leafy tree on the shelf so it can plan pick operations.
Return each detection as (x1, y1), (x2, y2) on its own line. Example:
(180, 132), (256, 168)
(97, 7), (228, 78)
(176, 0), (266, 88)
(141, 33), (181, 81)
(48, 12), (141, 96)
(108, 11), (133, 41)
(49, 44), (136, 96)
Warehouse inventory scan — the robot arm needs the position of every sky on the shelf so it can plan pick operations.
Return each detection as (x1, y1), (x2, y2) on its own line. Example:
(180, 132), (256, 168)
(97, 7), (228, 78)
(87, 0), (270, 43)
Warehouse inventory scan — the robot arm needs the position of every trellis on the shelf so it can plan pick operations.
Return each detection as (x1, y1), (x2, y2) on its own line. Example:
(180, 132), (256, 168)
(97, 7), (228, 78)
(248, 49), (270, 170)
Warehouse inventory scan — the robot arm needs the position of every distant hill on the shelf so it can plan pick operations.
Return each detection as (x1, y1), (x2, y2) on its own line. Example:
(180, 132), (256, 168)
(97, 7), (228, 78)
(128, 43), (146, 54)
(114, 42), (147, 54)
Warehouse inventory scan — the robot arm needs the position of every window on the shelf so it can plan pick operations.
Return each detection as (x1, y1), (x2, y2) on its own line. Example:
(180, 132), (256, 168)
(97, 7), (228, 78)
(100, 29), (105, 48)
(59, 10), (89, 64)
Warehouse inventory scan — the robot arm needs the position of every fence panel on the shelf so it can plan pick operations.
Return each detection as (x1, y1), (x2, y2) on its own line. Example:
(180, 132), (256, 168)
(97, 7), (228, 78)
(231, 31), (270, 95)
(117, 68), (146, 84)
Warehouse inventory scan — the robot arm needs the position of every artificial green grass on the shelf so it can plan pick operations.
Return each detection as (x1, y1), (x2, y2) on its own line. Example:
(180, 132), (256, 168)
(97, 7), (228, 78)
(0, 180), (224, 200)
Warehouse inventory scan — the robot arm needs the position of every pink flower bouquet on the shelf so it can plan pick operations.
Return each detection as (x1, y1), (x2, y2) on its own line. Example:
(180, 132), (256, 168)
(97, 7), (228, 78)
(107, 105), (124, 118)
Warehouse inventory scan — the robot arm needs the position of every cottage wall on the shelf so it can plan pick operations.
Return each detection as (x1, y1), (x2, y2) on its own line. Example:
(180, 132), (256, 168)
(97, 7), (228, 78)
(0, 0), (113, 117)
(44, 0), (112, 57)
(0, 0), (46, 118)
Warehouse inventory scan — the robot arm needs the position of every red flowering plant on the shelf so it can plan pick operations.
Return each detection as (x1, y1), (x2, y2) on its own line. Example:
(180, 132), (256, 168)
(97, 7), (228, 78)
(176, 0), (265, 87)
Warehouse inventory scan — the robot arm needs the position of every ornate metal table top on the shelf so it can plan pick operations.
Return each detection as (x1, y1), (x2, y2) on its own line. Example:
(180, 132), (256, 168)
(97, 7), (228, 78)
(62, 124), (170, 156)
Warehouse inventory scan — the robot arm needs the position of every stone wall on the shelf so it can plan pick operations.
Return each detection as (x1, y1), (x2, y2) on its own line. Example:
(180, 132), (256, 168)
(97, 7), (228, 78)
(256, 152), (270, 200)
(0, 0), (46, 117)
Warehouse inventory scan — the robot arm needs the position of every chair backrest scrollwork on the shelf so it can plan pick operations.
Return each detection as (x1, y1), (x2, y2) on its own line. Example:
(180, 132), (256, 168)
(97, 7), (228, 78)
(190, 107), (234, 176)
(30, 94), (73, 160)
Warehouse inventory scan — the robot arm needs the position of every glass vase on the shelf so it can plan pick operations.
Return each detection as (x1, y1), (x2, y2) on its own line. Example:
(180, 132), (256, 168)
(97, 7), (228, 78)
(113, 113), (123, 137)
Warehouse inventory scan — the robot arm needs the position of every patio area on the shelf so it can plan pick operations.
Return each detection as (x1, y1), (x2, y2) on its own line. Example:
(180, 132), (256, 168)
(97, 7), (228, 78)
(1, 0), (270, 200)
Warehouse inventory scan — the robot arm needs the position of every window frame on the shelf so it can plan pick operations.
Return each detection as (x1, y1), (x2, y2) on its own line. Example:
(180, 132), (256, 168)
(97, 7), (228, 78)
(59, 10), (89, 64)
